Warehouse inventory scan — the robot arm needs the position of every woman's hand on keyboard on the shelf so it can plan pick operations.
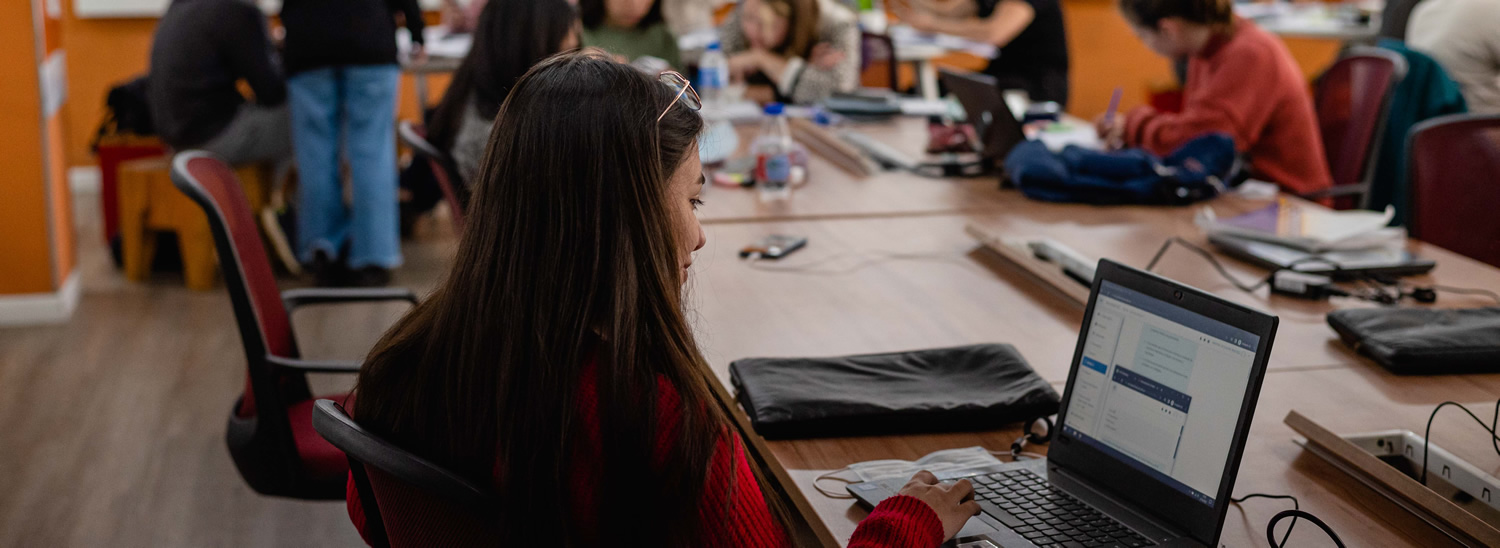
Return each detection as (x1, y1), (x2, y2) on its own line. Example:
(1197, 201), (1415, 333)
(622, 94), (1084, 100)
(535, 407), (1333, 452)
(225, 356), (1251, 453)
(899, 470), (983, 541)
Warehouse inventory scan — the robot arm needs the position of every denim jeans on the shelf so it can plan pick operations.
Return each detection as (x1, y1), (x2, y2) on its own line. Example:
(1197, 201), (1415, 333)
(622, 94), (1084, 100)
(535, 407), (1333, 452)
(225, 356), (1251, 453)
(288, 64), (402, 269)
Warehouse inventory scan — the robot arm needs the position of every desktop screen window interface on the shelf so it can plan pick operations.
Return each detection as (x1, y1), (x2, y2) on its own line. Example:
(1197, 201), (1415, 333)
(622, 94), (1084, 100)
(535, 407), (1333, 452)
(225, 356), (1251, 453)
(1063, 281), (1259, 507)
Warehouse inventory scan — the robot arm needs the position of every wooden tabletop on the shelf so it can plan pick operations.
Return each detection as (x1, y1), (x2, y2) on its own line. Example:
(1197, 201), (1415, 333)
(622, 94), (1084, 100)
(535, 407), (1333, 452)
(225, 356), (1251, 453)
(691, 115), (1500, 547)
(698, 117), (1013, 224)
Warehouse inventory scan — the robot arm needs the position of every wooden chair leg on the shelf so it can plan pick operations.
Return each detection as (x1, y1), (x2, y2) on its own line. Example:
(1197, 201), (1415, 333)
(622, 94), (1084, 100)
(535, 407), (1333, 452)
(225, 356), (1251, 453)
(119, 177), (154, 283)
(177, 219), (219, 291)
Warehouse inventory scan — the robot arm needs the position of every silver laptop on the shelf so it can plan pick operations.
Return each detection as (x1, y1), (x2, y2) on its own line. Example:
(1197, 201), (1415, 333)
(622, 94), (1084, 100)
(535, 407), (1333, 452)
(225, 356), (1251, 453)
(849, 259), (1279, 547)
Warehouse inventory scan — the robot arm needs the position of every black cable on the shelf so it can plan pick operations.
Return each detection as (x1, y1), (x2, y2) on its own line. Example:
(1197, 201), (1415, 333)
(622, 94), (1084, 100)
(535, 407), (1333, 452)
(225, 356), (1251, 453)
(1427, 285), (1500, 305)
(1267, 509), (1345, 548)
(1231, 493), (1298, 547)
(1145, 238), (1271, 293)
(1420, 399), (1500, 485)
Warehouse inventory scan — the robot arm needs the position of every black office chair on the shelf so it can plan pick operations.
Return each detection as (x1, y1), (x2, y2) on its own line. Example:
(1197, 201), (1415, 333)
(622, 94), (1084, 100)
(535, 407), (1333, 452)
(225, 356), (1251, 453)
(397, 121), (468, 232)
(312, 400), (501, 547)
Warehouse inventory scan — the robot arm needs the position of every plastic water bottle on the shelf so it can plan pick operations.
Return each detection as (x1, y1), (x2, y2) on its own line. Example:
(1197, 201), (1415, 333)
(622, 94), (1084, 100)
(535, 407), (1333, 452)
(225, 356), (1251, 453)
(753, 103), (794, 201)
(697, 42), (727, 107)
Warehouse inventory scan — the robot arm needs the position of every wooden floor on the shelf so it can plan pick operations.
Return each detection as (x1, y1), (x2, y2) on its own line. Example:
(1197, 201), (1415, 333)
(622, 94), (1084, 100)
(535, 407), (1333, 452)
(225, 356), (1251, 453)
(0, 194), (457, 547)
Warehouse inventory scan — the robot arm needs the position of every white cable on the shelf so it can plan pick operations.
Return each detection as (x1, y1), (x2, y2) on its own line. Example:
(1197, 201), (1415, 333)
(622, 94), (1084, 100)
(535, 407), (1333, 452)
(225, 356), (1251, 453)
(814, 468), (857, 499)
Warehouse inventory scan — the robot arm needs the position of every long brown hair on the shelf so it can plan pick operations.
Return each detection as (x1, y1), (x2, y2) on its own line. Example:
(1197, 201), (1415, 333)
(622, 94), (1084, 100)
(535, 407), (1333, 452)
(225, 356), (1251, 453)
(353, 51), (787, 545)
(426, 0), (577, 151)
(762, 0), (822, 58)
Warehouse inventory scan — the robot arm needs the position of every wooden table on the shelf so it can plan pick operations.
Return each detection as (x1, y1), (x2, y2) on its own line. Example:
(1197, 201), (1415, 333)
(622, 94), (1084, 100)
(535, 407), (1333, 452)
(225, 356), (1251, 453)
(692, 199), (1500, 379)
(691, 116), (1500, 547)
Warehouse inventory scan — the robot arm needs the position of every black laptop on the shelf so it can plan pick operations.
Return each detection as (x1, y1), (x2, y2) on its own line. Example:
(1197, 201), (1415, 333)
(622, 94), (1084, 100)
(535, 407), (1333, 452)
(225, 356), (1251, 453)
(939, 68), (1028, 171)
(849, 259), (1279, 548)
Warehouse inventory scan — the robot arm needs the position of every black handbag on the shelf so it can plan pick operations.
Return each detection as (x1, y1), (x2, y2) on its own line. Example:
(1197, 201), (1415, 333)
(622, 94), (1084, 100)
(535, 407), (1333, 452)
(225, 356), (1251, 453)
(729, 344), (1060, 439)
(1327, 307), (1500, 374)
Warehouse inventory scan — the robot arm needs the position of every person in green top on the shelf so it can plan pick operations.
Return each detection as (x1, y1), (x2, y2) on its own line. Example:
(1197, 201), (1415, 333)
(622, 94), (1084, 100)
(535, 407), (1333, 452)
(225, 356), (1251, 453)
(580, 0), (682, 69)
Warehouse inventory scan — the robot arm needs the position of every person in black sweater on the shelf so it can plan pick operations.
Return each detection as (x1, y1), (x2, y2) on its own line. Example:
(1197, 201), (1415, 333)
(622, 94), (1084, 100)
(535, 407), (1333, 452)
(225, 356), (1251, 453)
(893, 0), (1071, 107)
(280, 0), (425, 287)
(147, 0), (289, 166)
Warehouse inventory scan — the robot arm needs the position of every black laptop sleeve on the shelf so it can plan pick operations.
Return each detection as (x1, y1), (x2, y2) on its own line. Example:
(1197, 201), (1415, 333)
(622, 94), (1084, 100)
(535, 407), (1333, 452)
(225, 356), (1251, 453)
(1327, 307), (1500, 374)
(728, 344), (1061, 439)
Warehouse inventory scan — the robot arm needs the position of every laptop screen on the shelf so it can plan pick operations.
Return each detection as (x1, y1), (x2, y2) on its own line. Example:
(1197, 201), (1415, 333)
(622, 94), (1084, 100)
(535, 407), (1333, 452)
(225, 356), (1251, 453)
(1059, 280), (1260, 507)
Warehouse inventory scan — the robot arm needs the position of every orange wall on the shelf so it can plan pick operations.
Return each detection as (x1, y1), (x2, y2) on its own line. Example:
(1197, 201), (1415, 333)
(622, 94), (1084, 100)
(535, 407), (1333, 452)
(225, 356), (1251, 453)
(61, 11), (157, 169)
(0, 0), (60, 294)
(60, 9), (447, 170)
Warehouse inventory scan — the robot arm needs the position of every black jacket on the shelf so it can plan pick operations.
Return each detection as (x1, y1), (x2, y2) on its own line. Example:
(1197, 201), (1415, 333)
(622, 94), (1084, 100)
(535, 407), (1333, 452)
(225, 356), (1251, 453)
(147, 0), (286, 148)
(280, 0), (426, 75)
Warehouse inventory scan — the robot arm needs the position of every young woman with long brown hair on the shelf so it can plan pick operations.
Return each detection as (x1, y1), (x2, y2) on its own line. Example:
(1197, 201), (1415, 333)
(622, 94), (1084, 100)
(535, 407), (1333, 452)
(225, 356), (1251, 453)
(347, 50), (979, 546)
(720, 0), (861, 104)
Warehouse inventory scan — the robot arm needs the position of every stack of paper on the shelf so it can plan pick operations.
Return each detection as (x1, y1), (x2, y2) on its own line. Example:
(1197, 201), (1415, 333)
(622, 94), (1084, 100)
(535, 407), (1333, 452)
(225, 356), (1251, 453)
(1196, 200), (1404, 251)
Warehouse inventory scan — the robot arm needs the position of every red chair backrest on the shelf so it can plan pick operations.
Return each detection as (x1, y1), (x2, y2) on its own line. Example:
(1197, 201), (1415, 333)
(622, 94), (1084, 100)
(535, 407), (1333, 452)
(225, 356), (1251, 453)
(1407, 114), (1500, 268)
(1315, 49), (1405, 209)
(171, 152), (295, 418)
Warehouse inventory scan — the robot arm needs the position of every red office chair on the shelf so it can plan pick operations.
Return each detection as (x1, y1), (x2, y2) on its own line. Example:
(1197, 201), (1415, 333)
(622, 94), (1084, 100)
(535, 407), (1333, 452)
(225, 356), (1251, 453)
(312, 400), (501, 547)
(1406, 114), (1500, 268)
(170, 151), (418, 499)
(860, 32), (901, 92)
(1311, 47), (1407, 210)
(398, 121), (468, 232)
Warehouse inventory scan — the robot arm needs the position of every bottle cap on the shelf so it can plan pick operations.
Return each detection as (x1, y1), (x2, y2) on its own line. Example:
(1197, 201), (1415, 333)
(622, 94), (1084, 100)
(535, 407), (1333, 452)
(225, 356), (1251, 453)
(763, 102), (785, 116)
(706, 41), (721, 51)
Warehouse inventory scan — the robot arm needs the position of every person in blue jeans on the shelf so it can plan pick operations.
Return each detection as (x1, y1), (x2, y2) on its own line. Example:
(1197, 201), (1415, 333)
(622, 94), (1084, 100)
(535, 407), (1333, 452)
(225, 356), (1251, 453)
(281, 0), (425, 286)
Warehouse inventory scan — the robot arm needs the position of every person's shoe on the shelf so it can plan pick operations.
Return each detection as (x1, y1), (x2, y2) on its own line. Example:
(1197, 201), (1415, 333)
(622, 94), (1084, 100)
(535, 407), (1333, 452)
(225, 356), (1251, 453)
(309, 250), (351, 287)
(347, 266), (392, 288)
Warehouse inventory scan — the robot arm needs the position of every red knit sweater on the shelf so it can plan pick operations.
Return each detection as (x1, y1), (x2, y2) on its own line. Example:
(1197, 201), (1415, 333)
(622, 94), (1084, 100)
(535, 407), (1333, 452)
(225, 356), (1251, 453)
(1123, 18), (1333, 196)
(346, 363), (944, 547)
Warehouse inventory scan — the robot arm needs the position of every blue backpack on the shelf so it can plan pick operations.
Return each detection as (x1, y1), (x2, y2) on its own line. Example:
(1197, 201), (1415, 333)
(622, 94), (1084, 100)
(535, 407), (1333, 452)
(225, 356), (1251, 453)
(1004, 133), (1243, 205)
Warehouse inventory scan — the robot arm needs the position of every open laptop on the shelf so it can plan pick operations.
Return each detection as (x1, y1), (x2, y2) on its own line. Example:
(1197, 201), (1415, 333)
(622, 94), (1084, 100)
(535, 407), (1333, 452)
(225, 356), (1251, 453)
(849, 259), (1279, 548)
(939, 68), (1027, 171)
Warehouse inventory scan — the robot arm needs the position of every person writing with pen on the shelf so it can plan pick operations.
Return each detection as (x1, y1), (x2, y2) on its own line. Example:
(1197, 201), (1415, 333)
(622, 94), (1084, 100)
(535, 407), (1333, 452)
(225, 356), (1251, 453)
(1095, 0), (1332, 197)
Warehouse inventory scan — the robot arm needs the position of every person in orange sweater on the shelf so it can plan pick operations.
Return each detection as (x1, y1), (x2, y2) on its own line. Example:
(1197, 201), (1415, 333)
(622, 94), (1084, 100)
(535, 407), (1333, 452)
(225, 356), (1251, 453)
(1097, 0), (1333, 195)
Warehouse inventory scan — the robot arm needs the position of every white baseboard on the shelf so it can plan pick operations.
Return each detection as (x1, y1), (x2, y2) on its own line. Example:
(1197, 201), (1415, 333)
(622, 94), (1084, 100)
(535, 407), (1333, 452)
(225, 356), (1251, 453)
(0, 272), (81, 327)
(69, 166), (101, 195)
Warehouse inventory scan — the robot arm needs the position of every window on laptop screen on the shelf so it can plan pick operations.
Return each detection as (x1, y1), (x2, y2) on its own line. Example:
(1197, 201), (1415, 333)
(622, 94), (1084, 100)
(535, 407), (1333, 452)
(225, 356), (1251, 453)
(1062, 281), (1260, 506)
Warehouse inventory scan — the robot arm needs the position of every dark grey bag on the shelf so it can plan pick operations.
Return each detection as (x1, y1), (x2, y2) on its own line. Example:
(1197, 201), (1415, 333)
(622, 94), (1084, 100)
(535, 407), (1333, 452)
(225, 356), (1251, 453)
(729, 344), (1060, 439)
(1327, 307), (1500, 374)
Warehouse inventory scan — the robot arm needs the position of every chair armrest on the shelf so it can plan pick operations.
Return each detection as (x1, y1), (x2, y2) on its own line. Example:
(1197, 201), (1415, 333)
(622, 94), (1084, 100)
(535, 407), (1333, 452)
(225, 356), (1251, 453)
(267, 354), (364, 374)
(282, 287), (419, 311)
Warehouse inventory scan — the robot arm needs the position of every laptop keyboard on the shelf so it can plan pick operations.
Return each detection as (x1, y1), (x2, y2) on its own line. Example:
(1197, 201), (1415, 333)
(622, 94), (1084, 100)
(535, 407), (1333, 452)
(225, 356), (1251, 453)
(970, 470), (1156, 548)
